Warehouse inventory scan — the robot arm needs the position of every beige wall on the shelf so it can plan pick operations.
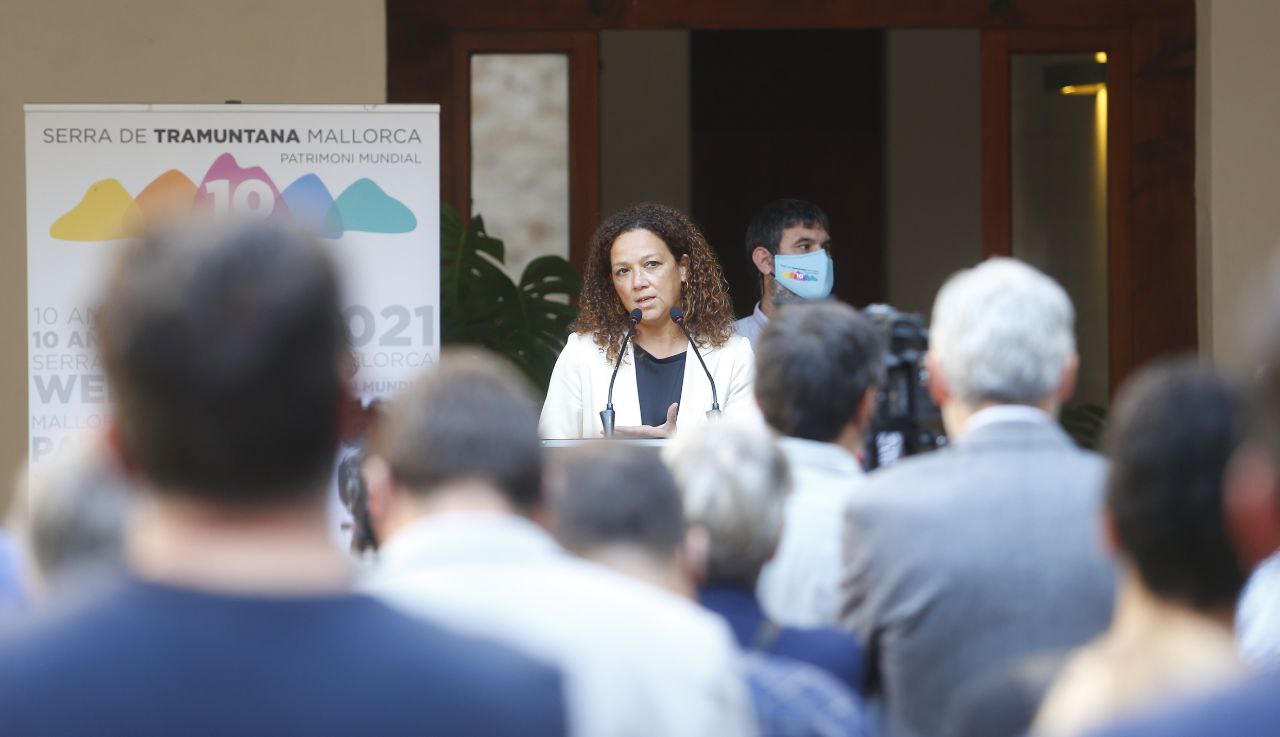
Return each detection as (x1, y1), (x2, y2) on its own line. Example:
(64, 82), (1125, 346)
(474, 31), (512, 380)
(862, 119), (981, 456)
(1196, 0), (1280, 368)
(885, 29), (983, 318)
(0, 0), (385, 484)
(600, 31), (692, 216)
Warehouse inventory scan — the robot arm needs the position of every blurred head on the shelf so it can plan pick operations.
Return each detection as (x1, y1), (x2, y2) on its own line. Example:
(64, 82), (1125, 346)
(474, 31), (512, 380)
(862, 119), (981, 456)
(754, 301), (886, 443)
(572, 203), (735, 363)
(664, 420), (790, 587)
(548, 444), (685, 572)
(1104, 359), (1248, 611)
(94, 220), (347, 505)
(928, 257), (1077, 413)
(368, 351), (543, 528)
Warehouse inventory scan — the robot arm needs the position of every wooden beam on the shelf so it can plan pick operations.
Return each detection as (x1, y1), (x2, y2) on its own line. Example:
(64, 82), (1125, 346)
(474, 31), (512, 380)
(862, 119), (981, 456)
(388, 0), (1192, 31)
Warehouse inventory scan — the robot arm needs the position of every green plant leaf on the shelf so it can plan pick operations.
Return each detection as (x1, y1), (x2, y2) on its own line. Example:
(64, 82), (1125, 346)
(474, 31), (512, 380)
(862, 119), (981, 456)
(438, 206), (582, 395)
(468, 214), (506, 263)
(1060, 402), (1109, 450)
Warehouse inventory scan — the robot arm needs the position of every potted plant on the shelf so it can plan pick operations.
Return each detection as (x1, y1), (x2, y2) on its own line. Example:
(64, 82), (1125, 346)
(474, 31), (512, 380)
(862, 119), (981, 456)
(439, 204), (582, 396)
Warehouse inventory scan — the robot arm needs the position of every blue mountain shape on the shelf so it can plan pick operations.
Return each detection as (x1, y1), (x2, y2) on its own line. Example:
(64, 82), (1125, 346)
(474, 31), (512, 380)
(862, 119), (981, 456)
(282, 174), (342, 238)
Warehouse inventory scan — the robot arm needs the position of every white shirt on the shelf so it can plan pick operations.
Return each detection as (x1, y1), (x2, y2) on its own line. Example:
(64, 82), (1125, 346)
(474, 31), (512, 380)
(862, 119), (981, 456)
(1237, 551), (1280, 669)
(363, 513), (758, 737)
(733, 302), (769, 349)
(540, 332), (759, 439)
(757, 436), (866, 628)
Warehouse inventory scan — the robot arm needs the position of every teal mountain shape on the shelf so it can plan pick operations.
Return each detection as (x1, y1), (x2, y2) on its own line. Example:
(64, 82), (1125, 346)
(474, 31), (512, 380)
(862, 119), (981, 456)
(325, 178), (417, 235)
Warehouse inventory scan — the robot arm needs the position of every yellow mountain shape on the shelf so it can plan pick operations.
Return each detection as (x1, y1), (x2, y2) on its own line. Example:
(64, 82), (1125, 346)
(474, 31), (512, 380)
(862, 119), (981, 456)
(133, 169), (196, 228)
(50, 178), (143, 242)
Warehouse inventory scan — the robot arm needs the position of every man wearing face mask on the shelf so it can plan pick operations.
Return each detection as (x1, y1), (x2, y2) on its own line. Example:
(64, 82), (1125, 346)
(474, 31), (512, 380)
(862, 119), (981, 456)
(734, 198), (835, 348)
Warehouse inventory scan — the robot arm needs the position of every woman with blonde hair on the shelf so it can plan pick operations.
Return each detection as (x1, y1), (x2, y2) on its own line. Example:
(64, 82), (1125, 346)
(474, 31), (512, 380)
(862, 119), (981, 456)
(540, 203), (755, 438)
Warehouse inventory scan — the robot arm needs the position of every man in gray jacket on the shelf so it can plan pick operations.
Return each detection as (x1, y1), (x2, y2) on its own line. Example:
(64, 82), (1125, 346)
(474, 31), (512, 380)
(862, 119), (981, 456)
(840, 258), (1116, 737)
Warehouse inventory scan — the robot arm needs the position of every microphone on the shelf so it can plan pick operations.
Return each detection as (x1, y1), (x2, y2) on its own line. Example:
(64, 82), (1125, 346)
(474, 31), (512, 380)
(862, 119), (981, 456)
(600, 308), (643, 437)
(669, 307), (721, 417)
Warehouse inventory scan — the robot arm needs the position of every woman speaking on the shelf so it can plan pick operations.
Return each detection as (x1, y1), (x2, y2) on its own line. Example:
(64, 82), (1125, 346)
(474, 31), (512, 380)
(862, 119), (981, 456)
(540, 203), (755, 439)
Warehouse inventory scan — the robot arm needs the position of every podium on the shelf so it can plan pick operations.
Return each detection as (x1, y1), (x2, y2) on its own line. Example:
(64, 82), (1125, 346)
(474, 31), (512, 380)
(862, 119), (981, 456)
(541, 438), (668, 449)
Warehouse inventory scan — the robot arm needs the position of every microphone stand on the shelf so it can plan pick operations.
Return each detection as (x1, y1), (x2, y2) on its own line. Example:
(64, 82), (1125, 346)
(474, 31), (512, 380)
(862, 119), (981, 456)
(600, 309), (643, 437)
(669, 307), (721, 418)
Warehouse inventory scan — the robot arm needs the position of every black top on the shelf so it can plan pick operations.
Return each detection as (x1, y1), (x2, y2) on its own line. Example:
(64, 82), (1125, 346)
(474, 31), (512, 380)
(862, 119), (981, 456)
(634, 344), (686, 426)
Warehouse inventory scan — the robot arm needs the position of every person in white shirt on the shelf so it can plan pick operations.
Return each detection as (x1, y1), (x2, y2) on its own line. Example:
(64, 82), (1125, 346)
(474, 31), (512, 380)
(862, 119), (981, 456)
(752, 301), (885, 628)
(360, 351), (757, 737)
(735, 199), (835, 348)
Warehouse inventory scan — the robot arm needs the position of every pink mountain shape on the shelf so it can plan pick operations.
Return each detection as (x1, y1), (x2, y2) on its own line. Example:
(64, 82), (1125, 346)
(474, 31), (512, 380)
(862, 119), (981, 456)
(192, 153), (290, 220)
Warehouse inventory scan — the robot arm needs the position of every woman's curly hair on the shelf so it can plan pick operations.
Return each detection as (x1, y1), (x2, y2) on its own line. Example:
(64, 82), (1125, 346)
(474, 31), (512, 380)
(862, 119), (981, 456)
(571, 203), (735, 363)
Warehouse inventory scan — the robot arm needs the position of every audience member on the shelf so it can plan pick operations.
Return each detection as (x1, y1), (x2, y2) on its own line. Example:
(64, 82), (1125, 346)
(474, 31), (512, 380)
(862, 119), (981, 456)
(840, 257), (1115, 737)
(24, 434), (132, 601)
(735, 199), (836, 348)
(360, 351), (756, 737)
(753, 300), (884, 627)
(551, 442), (870, 737)
(665, 418), (866, 693)
(0, 221), (565, 737)
(550, 444), (699, 595)
(1083, 277), (1280, 737)
(1031, 360), (1249, 736)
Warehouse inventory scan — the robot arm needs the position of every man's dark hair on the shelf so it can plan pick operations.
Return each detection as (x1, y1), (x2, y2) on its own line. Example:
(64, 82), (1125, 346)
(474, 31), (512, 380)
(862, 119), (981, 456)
(744, 198), (830, 264)
(754, 301), (886, 443)
(550, 445), (684, 560)
(94, 221), (346, 504)
(1104, 358), (1249, 611)
(373, 350), (543, 511)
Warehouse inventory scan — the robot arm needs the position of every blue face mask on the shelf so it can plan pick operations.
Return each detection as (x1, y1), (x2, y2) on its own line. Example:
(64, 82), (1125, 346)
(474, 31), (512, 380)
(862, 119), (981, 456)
(774, 250), (834, 300)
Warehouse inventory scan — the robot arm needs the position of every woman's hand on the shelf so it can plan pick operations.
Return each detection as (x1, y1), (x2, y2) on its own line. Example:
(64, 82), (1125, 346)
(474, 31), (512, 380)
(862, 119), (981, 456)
(612, 402), (678, 439)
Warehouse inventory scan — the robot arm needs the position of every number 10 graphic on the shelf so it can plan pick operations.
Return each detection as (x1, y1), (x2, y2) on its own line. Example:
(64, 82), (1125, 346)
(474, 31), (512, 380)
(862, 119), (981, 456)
(203, 179), (275, 218)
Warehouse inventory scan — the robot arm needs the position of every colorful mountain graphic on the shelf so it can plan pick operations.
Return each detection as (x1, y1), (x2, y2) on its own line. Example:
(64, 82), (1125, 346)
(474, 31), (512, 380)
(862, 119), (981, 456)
(49, 153), (418, 241)
(50, 178), (143, 241)
(134, 170), (197, 225)
(282, 174), (341, 238)
(326, 179), (417, 235)
(193, 153), (290, 220)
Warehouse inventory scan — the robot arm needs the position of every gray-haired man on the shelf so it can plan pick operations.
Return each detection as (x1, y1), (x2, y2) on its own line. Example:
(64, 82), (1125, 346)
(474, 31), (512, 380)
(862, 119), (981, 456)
(840, 258), (1116, 737)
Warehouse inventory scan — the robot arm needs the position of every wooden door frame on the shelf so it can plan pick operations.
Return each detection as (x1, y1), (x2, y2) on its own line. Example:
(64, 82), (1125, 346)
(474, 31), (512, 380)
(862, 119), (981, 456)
(982, 28), (1132, 392)
(387, 0), (1197, 386)
(449, 31), (599, 268)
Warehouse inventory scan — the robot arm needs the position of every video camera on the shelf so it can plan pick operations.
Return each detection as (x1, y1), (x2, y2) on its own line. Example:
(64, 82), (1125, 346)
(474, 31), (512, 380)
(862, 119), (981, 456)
(862, 304), (946, 470)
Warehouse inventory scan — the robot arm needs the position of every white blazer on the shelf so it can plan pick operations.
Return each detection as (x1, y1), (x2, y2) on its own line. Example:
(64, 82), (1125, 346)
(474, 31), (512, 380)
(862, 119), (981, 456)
(540, 332), (758, 439)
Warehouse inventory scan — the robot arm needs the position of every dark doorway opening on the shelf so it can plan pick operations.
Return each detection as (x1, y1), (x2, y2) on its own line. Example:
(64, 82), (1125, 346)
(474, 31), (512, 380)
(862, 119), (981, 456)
(690, 29), (886, 318)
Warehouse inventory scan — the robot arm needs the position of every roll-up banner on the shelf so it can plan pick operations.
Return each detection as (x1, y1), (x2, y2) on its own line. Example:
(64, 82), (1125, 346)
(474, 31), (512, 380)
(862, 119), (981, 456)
(24, 104), (440, 469)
